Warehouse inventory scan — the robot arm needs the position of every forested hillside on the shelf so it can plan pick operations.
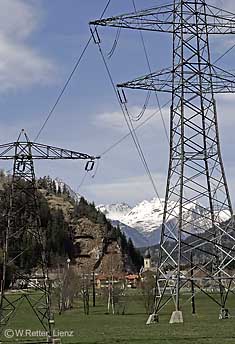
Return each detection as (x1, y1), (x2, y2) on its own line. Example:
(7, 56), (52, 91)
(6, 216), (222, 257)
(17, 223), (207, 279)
(0, 175), (143, 286)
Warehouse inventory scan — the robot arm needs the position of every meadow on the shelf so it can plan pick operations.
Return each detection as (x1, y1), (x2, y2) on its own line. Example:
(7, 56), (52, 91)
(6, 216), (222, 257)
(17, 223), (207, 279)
(2, 290), (235, 344)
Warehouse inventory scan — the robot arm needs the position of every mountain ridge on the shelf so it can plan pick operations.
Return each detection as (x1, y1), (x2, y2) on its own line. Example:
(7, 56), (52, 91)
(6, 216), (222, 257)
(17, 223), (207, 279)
(97, 198), (231, 248)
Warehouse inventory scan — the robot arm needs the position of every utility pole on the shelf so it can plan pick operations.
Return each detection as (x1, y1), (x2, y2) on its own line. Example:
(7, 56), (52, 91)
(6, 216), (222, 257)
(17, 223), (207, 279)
(0, 129), (99, 342)
(92, 271), (96, 307)
(190, 252), (196, 315)
(91, 0), (235, 323)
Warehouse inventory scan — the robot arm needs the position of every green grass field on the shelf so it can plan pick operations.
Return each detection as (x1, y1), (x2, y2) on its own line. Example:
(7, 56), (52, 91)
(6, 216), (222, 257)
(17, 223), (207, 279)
(2, 290), (235, 343)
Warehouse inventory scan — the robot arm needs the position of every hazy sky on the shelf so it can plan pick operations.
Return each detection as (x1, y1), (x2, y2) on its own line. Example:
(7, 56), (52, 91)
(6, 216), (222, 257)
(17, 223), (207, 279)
(1, 0), (235, 207)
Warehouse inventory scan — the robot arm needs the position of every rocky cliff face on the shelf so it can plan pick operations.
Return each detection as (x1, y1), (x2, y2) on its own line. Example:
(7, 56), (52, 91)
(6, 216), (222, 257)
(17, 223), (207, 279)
(44, 192), (138, 274)
(71, 217), (135, 273)
(72, 217), (105, 272)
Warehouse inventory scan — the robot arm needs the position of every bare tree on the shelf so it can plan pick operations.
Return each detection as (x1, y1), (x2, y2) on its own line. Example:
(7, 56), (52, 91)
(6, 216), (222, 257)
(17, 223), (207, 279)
(81, 272), (90, 315)
(53, 261), (78, 314)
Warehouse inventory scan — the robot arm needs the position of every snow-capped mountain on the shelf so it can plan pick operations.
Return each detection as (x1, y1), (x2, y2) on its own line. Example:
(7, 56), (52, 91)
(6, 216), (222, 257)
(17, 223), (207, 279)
(97, 203), (149, 247)
(97, 198), (165, 239)
(120, 198), (165, 235)
(97, 198), (231, 247)
(98, 203), (131, 222)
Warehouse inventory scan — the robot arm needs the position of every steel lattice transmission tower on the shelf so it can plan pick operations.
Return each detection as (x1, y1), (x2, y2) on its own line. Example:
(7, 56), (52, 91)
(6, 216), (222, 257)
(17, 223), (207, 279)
(0, 130), (99, 342)
(91, 0), (235, 323)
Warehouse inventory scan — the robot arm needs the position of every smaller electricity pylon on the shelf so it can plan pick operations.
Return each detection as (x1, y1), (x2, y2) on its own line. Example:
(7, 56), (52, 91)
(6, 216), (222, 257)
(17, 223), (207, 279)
(0, 129), (99, 343)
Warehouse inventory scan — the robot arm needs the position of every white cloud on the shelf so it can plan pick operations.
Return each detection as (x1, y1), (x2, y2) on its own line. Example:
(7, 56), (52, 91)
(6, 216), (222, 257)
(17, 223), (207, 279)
(208, 0), (235, 11)
(93, 106), (169, 133)
(205, 1), (235, 56)
(0, 0), (56, 92)
(94, 110), (127, 132)
(0, 0), (39, 39)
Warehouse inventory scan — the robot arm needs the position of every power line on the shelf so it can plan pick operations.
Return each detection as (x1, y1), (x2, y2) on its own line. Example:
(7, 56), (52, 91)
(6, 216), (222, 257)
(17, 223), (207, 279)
(76, 99), (171, 192)
(76, 171), (89, 194)
(34, 37), (92, 141)
(36, 0), (235, 196)
(89, 0), (168, 205)
(34, 0), (235, 144)
(107, 27), (122, 59)
(100, 99), (171, 156)
(77, 99), (171, 192)
(132, 0), (170, 144)
(127, 90), (152, 122)
(123, 102), (162, 200)
(35, 0), (113, 141)
(213, 41), (235, 64)
(94, 36), (163, 200)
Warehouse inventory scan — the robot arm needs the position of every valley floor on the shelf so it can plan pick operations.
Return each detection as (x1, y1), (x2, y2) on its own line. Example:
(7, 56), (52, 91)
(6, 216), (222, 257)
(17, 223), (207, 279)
(3, 291), (235, 343)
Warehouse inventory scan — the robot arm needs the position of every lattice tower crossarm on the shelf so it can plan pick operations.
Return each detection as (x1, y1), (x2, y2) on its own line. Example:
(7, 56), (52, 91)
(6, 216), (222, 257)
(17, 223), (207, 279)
(91, 0), (235, 323)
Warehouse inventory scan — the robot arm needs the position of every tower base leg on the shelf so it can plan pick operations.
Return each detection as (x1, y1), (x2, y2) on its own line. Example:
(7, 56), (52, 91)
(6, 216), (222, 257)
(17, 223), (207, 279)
(219, 308), (230, 320)
(169, 311), (183, 324)
(146, 313), (159, 325)
(52, 338), (62, 344)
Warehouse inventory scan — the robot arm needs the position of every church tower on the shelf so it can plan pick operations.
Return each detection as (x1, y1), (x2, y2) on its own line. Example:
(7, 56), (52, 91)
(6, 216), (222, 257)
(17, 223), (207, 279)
(144, 249), (151, 271)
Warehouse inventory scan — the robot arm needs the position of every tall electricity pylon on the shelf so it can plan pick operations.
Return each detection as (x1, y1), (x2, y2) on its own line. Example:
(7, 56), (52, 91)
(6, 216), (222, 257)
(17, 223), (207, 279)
(0, 130), (99, 342)
(91, 0), (235, 323)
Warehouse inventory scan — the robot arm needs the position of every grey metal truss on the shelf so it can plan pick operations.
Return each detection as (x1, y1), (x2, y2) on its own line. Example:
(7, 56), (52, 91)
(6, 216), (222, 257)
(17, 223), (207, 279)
(91, 0), (235, 322)
(0, 130), (99, 341)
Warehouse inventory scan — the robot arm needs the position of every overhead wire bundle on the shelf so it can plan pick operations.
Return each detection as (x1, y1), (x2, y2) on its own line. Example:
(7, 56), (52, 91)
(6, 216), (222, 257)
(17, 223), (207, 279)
(33, 0), (235, 194)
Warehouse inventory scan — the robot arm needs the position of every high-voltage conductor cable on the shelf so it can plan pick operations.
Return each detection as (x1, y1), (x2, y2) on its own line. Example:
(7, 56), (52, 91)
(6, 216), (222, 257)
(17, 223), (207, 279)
(131, 0), (170, 144)
(100, 99), (171, 156)
(76, 158), (100, 193)
(76, 100), (171, 193)
(34, 0), (112, 141)
(213, 42), (235, 64)
(76, 171), (89, 194)
(95, 37), (162, 201)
